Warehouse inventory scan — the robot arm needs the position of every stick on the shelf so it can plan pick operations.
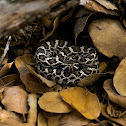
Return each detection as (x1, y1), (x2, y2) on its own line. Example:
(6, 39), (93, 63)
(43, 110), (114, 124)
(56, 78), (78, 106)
(0, 36), (11, 65)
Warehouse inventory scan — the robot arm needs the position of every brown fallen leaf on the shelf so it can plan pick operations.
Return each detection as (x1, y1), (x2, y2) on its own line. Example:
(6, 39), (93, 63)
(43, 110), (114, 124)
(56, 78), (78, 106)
(80, 0), (118, 15)
(27, 94), (38, 126)
(47, 115), (61, 126)
(99, 62), (107, 73)
(60, 87), (101, 120)
(40, 15), (62, 42)
(95, 0), (118, 10)
(38, 112), (47, 126)
(76, 73), (103, 87)
(77, 62), (107, 87)
(106, 100), (125, 118)
(20, 53), (35, 65)
(40, 8), (75, 42)
(38, 92), (72, 113)
(0, 74), (19, 90)
(88, 19), (126, 59)
(15, 54), (50, 94)
(103, 79), (126, 108)
(41, 16), (52, 28)
(0, 109), (23, 122)
(74, 6), (93, 44)
(113, 57), (126, 96)
(0, 74), (19, 85)
(26, 65), (56, 87)
(74, 15), (89, 44)
(101, 103), (126, 125)
(0, 118), (30, 126)
(1, 86), (28, 114)
(59, 111), (89, 126)
(0, 62), (13, 77)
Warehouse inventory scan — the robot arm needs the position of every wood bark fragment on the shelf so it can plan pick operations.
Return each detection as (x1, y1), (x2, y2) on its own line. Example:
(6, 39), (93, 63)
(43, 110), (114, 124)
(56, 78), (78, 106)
(0, 0), (79, 39)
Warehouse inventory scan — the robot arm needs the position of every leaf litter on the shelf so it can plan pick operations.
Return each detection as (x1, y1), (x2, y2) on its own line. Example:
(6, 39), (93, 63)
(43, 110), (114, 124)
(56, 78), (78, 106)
(0, 0), (126, 126)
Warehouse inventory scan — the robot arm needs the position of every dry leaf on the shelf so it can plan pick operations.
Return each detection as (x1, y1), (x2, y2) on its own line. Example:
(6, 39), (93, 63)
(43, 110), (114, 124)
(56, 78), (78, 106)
(40, 8), (75, 42)
(27, 94), (38, 126)
(99, 62), (107, 73)
(59, 111), (89, 126)
(0, 109), (23, 122)
(20, 53), (35, 65)
(88, 19), (126, 59)
(113, 57), (126, 96)
(40, 15), (61, 41)
(74, 16), (89, 44)
(104, 79), (126, 108)
(95, 0), (118, 10)
(26, 65), (56, 87)
(106, 100), (124, 118)
(2, 86), (28, 114)
(38, 112), (47, 126)
(41, 16), (52, 28)
(80, 0), (118, 15)
(15, 54), (49, 94)
(76, 73), (102, 87)
(0, 118), (30, 126)
(101, 103), (126, 125)
(38, 92), (72, 113)
(0, 62), (13, 77)
(76, 62), (107, 87)
(0, 74), (19, 90)
(60, 87), (101, 120)
(48, 115), (61, 126)
(0, 74), (19, 84)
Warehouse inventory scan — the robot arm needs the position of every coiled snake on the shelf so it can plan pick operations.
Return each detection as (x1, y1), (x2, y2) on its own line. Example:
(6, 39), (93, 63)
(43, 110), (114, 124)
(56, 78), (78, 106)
(35, 40), (99, 85)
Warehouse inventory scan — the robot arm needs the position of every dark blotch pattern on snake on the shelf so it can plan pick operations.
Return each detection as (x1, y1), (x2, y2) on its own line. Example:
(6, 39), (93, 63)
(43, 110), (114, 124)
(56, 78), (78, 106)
(35, 40), (99, 85)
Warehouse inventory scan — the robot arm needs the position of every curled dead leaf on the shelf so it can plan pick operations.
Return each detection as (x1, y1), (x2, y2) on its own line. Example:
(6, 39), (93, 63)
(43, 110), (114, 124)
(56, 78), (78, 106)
(26, 65), (56, 87)
(89, 19), (126, 59)
(76, 62), (107, 87)
(1, 86), (28, 114)
(104, 79), (126, 108)
(74, 11), (94, 44)
(38, 92), (72, 113)
(76, 73), (102, 87)
(0, 74), (19, 90)
(101, 103), (126, 125)
(15, 54), (50, 94)
(113, 57), (126, 96)
(0, 62), (13, 77)
(106, 100), (124, 118)
(95, 0), (118, 10)
(60, 87), (101, 120)
(80, 0), (118, 15)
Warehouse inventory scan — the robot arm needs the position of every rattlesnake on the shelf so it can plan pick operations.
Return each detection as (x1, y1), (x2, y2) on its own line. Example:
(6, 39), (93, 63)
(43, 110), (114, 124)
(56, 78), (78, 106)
(35, 40), (99, 85)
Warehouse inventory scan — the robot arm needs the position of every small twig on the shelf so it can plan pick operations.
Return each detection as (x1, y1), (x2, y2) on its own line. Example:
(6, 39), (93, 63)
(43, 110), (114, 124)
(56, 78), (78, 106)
(95, 119), (107, 126)
(0, 36), (11, 66)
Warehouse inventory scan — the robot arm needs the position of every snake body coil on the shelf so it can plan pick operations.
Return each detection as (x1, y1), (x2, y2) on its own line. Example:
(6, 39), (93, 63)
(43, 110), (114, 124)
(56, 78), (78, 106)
(35, 40), (99, 85)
